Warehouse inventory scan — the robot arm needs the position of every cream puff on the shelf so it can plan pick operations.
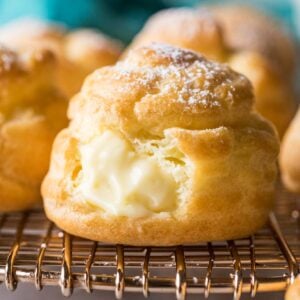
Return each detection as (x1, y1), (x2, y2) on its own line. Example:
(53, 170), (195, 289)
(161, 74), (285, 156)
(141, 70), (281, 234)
(210, 5), (296, 79)
(127, 8), (297, 138)
(285, 276), (300, 300)
(42, 44), (279, 245)
(0, 45), (68, 211)
(280, 108), (300, 193)
(0, 18), (123, 97)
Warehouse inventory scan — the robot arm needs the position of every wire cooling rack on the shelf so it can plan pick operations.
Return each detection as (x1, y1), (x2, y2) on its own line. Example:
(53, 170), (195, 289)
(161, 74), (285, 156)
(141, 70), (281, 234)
(0, 185), (298, 300)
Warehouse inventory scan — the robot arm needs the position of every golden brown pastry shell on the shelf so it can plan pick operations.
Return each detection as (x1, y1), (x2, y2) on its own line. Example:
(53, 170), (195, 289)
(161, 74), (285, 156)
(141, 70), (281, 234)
(280, 109), (300, 193)
(42, 45), (279, 245)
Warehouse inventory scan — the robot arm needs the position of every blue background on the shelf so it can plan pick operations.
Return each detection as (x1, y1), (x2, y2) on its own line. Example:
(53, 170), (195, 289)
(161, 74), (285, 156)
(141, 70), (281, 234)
(0, 0), (299, 43)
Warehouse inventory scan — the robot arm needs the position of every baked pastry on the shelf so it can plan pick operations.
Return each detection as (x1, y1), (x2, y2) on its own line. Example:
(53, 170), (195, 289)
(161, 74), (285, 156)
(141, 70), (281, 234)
(123, 8), (228, 62)
(280, 108), (300, 193)
(0, 45), (68, 211)
(127, 8), (296, 138)
(210, 5), (296, 79)
(228, 51), (296, 139)
(0, 18), (123, 97)
(285, 276), (300, 300)
(42, 44), (279, 245)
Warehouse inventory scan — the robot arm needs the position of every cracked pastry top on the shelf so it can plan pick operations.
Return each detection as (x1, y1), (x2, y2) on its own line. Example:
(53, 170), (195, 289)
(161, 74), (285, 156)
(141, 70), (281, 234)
(280, 109), (300, 193)
(42, 44), (279, 245)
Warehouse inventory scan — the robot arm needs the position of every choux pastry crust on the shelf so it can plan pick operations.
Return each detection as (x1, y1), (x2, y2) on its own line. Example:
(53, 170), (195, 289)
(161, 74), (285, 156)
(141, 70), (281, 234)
(0, 45), (68, 211)
(285, 276), (300, 300)
(127, 8), (296, 138)
(280, 109), (300, 193)
(42, 44), (279, 245)
(210, 5), (296, 79)
(0, 18), (123, 97)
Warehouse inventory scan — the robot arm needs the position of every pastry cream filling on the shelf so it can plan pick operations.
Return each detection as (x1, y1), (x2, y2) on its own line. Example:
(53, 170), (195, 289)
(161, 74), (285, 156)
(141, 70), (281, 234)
(78, 131), (178, 217)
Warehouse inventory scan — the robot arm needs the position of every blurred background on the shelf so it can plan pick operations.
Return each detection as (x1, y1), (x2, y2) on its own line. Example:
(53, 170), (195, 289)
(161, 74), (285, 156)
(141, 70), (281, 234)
(0, 0), (299, 44)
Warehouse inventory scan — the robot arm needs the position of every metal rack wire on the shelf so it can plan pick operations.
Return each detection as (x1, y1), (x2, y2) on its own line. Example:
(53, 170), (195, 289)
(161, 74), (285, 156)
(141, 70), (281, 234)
(0, 184), (299, 299)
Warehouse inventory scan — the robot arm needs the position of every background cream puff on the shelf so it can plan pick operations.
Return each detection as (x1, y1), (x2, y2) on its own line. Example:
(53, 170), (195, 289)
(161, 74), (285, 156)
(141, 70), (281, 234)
(0, 45), (67, 211)
(280, 109), (300, 193)
(0, 18), (123, 97)
(285, 276), (300, 300)
(210, 5), (296, 79)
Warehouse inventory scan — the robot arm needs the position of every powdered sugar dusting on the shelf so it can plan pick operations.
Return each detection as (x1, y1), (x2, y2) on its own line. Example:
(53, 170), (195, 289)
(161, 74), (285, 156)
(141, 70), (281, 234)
(148, 43), (199, 67)
(110, 43), (249, 109)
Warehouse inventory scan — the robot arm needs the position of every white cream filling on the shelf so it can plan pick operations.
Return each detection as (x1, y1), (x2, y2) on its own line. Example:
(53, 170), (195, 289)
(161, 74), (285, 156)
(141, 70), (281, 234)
(78, 130), (179, 217)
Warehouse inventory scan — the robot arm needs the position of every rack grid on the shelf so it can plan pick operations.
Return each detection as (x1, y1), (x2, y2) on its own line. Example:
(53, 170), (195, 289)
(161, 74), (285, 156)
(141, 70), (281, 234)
(0, 184), (298, 299)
